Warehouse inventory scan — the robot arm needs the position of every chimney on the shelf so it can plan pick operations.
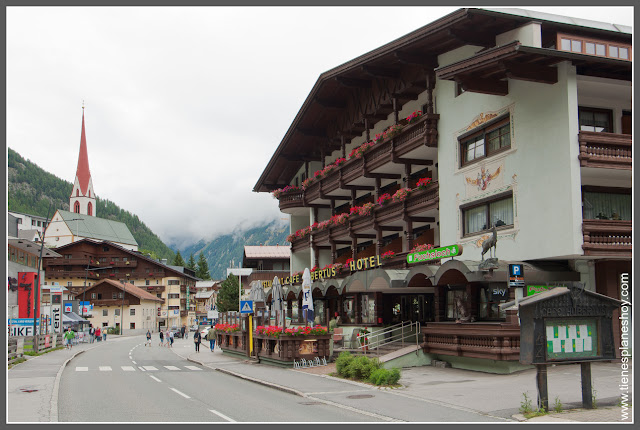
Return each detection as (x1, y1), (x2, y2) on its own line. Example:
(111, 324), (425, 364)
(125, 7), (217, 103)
(161, 259), (168, 265)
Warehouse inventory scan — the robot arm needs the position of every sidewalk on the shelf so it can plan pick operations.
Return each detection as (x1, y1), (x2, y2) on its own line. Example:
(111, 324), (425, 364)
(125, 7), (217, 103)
(7, 335), (124, 422)
(176, 341), (633, 423)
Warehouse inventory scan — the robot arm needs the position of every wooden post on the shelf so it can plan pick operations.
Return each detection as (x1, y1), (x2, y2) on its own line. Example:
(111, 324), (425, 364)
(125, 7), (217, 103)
(581, 362), (594, 409)
(536, 364), (549, 411)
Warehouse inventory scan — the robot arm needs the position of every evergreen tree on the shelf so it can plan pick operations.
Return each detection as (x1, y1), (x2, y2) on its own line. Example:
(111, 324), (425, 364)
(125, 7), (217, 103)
(187, 253), (196, 271)
(173, 250), (186, 267)
(196, 252), (211, 280)
(216, 274), (239, 312)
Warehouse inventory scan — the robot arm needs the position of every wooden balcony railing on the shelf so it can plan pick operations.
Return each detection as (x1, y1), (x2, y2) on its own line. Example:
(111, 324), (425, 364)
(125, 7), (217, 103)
(578, 131), (632, 170)
(278, 190), (304, 212)
(422, 322), (520, 361)
(582, 219), (632, 257)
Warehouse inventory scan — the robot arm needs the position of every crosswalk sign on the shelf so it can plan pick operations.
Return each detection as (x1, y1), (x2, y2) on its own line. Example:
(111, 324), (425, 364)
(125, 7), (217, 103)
(240, 300), (253, 314)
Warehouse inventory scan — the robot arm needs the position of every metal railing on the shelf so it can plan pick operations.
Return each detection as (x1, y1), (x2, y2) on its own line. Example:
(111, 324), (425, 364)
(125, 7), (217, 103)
(355, 320), (421, 356)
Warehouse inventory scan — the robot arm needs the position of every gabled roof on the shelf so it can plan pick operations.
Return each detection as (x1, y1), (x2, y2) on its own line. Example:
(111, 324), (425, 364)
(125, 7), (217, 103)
(244, 245), (291, 259)
(52, 239), (200, 281)
(81, 279), (164, 303)
(8, 237), (61, 258)
(57, 210), (137, 246)
(74, 110), (92, 196)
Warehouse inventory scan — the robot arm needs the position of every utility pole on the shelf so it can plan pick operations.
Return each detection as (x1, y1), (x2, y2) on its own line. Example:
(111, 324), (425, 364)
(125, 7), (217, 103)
(33, 203), (53, 351)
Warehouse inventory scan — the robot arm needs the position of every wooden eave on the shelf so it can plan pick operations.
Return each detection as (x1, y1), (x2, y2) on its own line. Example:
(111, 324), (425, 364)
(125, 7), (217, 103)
(436, 42), (632, 96)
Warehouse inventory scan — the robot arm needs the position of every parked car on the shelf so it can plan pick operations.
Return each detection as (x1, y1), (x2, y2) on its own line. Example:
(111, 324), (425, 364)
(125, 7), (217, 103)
(200, 328), (210, 341)
(170, 327), (182, 339)
(190, 325), (198, 332)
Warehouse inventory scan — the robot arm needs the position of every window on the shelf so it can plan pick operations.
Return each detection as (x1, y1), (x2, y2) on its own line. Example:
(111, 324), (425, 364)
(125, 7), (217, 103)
(97, 293), (102, 300)
(459, 117), (510, 166)
(87, 202), (92, 216)
(112, 293), (118, 299)
(74, 201), (80, 213)
(103, 309), (108, 316)
(130, 323), (135, 329)
(32, 220), (36, 226)
(130, 281), (134, 285)
(115, 309), (120, 316)
(119, 292), (123, 299)
(130, 309), (135, 316)
(558, 33), (632, 61)
(67, 282), (72, 287)
(478, 286), (507, 320)
(582, 189), (631, 220)
(168, 280), (180, 285)
(579, 107), (613, 133)
(462, 194), (514, 235)
(168, 294), (180, 299)
(146, 280), (150, 286)
(446, 289), (467, 320)
(91, 293), (96, 299)
(157, 294), (162, 298)
(102, 322), (108, 327)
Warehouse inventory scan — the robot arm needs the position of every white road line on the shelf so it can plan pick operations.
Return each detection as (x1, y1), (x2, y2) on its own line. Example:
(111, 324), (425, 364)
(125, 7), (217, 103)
(184, 366), (202, 371)
(75, 367), (88, 372)
(149, 375), (162, 383)
(122, 366), (136, 371)
(209, 409), (236, 422)
(143, 366), (158, 371)
(99, 366), (112, 372)
(170, 388), (190, 399)
(138, 367), (146, 371)
(164, 365), (180, 371)
(132, 361), (137, 364)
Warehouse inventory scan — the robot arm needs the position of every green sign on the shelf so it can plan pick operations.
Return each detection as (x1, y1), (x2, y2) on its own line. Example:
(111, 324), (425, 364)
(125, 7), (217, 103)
(407, 244), (463, 264)
(526, 285), (566, 296)
(545, 318), (598, 361)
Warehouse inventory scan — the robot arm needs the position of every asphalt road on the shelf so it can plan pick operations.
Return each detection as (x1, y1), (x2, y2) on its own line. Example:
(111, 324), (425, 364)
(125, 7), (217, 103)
(57, 336), (379, 422)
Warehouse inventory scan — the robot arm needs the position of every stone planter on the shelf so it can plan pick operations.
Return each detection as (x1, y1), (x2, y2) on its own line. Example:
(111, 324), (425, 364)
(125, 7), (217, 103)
(253, 334), (331, 363)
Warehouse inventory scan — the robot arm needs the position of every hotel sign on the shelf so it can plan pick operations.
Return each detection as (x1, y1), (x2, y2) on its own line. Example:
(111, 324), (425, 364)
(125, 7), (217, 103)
(407, 245), (463, 264)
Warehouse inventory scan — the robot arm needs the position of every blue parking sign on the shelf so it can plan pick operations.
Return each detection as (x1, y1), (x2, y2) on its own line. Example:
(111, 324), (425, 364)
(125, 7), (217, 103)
(509, 264), (523, 276)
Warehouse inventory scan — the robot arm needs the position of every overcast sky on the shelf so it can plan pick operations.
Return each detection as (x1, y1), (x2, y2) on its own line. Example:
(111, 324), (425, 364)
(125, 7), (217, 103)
(6, 6), (633, 248)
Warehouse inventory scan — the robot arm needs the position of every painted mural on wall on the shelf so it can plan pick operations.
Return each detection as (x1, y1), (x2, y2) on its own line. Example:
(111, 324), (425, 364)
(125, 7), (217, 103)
(464, 160), (504, 198)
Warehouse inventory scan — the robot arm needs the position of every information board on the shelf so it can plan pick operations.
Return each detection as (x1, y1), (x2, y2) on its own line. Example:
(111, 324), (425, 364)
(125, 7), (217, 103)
(545, 318), (598, 361)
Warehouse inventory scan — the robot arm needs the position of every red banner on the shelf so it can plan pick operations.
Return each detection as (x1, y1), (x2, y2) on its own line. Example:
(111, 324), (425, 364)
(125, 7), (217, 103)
(17, 272), (39, 319)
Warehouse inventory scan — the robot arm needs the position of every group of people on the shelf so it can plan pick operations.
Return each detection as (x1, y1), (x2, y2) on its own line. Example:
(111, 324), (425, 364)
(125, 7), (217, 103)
(88, 325), (106, 343)
(192, 325), (217, 353)
(141, 325), (217, 353)
(157, 329), (175, 347)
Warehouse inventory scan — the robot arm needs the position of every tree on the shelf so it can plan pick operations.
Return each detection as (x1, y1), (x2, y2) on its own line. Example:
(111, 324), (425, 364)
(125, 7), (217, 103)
(173, 250), (186, 267)
(196, 252), (211, 280)
(216, 274), (239, 312)
(187, 253), (196, 271)
(141, 249), (159, 260)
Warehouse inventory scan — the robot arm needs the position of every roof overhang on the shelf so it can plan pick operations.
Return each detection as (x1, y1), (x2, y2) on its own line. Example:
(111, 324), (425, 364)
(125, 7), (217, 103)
(8, 238), (62, 258)
(436, 42), (632, 96)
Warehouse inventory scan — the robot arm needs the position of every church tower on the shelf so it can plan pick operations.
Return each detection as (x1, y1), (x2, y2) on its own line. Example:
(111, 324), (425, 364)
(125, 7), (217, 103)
(69, 107), (96, 216)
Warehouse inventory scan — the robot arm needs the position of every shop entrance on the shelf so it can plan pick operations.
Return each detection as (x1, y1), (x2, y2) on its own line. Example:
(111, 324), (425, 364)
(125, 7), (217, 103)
(388, 294), (434, 324)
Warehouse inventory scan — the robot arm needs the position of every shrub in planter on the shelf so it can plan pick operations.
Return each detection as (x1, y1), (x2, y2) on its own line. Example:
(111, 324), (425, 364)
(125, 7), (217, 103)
(368, 367), (401, 386)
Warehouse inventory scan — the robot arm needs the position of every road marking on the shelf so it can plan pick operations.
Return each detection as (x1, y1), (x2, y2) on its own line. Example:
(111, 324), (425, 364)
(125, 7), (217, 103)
(122, 366), (136, 371)
(164, 366), (180, 371)
(184, 366), (202, 371)
(143, 366), (158, 371)
(209, 409), (236, 422)
(170, 388), (190, 399)
(99, 366), (112, 372)
(75, 367), (88, 372)
(132, 361), (137, 364)
(138, 367), (146, 371)
(149, 375), (162, 383)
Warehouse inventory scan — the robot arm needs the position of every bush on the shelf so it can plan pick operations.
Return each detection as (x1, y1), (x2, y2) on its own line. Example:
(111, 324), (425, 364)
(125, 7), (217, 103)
(368, 367), (401, 386)
(347, 356), (368, 379)
(336, 351), (354, 377)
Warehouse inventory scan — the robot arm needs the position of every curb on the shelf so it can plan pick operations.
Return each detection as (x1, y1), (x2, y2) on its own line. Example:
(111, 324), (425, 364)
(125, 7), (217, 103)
(215, 367), (307, 398)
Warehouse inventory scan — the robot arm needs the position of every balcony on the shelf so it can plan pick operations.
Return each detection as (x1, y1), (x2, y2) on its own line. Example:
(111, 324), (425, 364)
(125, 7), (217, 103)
(582, 219), (631, 257)
(247, 270), (291, 285)
(578, 131), (632, 170)
(422, 322), (520, 361)
(291, 184), (439, 252)
(278, 190), (305, 213)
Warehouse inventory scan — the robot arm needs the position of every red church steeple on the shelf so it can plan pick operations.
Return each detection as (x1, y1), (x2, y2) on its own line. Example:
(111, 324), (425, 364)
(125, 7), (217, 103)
(70, 105), (96, 216)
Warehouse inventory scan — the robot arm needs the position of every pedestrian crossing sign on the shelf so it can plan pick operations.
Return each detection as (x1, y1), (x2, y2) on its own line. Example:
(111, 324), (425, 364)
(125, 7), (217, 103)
(240, 300), (253, 314)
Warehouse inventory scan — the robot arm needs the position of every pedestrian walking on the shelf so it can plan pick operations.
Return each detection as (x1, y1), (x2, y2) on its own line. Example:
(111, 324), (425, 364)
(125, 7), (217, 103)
(103, 328), (107, 341)
(159, 330), (164, 346)
(146, 330), (152, 346)
(181, 325), (186, 340)
(64, 328), (75, 349)
(165, 329), (170, 348)
(207, 325), (216, 352)
(89, 325), (95, 343)
(95, 327), (101, 343)
(169, 330), (174, 348)
(193, 330), (201, 353)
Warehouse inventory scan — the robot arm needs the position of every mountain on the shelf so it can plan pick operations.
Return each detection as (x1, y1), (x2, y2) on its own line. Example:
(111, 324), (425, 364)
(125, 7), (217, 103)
(7, 147), (176, 261)
(178, 219), (289, 280)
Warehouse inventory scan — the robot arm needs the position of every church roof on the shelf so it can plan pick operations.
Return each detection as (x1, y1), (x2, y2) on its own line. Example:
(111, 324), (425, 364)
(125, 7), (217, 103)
(74, 111), (92, 195)
(57, 210), (138, 246)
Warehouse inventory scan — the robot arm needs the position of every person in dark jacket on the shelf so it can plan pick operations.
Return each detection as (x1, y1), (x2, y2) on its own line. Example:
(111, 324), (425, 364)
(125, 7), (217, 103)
(181, 325), (186, 340)
(193, 331), (202, 353)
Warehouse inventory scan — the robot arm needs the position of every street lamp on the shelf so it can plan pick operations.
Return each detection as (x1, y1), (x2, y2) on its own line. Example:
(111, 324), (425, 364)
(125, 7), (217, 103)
(121, 280), (126, 336)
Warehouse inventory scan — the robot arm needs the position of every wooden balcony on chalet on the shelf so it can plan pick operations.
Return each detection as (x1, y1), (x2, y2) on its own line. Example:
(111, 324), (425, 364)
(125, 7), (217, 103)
(45, 257), (91, 266)
(247, 270), (291, 285)
(578, 131), (632, 170)
(582, 219), (631, 257)
(291, 184), (439, 253)
(422, 322), (520, 361)
(278, 114), (439, 210)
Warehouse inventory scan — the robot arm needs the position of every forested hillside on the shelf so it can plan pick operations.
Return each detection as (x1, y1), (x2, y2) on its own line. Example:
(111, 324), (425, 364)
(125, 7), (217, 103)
(180, 220), (289, 280)
(8, 147), (176, 260)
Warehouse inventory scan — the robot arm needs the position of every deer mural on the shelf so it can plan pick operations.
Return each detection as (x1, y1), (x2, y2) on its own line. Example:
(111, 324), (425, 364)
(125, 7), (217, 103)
(481, 224), (498, 260)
